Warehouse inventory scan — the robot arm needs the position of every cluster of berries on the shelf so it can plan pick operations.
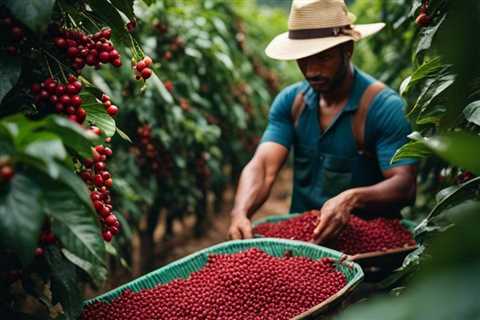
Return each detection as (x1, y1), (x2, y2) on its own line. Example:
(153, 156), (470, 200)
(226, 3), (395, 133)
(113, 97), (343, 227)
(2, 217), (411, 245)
(79, 143), (120, 242)
(31, 75), (86, 124)
(100, 94), (119, 117)
(133, 124), (172, 178)
(34, 224), (57, 257)
(0, 15), (25, 56)
(133, 56), (153, 80)
(53, 28), (121, 71)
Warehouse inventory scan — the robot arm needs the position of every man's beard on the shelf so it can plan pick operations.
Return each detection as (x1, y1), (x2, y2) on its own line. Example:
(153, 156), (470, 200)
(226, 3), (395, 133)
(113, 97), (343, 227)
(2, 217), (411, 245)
(309, 54), (350, 94)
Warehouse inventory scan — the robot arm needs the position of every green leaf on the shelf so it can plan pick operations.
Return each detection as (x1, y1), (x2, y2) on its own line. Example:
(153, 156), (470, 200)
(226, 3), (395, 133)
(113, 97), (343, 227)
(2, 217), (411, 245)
(402, 57), (443, 95)
(150, 73), (174, 104)
(0, 173), (44, 265)
(417, 177), (480, 228)
(84, 103), (116, 137)
(416, 15), (447, 56)
(1, 115), (97, 159)
(416, 104), (446, 125)
(55, 165), (94, 210)
(86, 0), (130, 47)
(45, 116), (99, 158)
(45, 246), (82, 320)
(110, 0), (135, 21)
(61, 248), (107, 287)
(408, 74), (455, 118)
(116, 127), (132, 143)
(435, 185), (460, 203)
(463, 100), (480, 126)
(43, 181), (106, 269)
(0, 53), (22, 104)
(4, 0), (56, 32)
(391, 140), (432, 164)
(24, 133), (67, 178)
(215, 52), (234, 70)
(423, 132), (480, 175)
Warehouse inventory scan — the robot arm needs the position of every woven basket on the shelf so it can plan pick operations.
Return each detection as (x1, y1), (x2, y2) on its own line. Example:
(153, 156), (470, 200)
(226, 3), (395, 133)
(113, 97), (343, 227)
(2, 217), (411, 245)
(83, 238), (364, 319)
(253, 214), (418, 268)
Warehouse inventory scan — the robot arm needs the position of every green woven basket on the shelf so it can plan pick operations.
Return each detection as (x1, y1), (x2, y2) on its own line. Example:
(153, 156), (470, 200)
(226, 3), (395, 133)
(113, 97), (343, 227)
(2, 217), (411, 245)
(83, 238), (364, 319)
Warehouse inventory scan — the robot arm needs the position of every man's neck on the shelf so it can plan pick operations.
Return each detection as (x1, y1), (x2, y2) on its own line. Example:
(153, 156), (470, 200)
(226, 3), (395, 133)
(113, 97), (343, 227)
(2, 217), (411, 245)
(321, 65), (354, 106)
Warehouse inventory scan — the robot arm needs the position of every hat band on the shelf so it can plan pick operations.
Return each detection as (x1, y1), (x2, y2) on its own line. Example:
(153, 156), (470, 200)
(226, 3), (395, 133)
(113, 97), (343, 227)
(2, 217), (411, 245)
(288, 25), (352, 39)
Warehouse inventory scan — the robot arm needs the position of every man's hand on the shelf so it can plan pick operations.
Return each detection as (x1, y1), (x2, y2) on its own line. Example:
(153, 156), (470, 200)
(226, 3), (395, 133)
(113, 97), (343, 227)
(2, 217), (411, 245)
(313, 190), (358, 244)
(228, 214), (253, 240)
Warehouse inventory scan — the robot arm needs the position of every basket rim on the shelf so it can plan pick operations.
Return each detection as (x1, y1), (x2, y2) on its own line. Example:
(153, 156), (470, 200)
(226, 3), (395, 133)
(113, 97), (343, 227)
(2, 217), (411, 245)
(83, 238), (364, 313)
(348, 245), (418, 261)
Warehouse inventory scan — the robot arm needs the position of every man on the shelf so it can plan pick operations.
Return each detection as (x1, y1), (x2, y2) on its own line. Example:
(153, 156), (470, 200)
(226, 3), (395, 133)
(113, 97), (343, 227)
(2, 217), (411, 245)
(228, 0), (417, 244)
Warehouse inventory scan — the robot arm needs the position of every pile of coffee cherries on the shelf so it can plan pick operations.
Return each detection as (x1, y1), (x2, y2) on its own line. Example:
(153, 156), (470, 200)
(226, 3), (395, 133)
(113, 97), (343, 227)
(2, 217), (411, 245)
(81, 248), (347, 320)
(329, 215), (416, 255)
(254, 212), (416, 255)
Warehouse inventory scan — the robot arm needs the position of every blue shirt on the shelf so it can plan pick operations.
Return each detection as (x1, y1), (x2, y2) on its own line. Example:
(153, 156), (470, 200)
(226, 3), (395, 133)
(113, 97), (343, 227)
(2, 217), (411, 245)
(261, 67), (415, 216)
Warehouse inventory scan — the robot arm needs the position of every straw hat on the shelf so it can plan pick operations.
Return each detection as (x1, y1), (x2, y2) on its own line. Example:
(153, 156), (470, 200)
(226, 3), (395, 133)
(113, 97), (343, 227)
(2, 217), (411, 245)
(265, 0), (385, 60)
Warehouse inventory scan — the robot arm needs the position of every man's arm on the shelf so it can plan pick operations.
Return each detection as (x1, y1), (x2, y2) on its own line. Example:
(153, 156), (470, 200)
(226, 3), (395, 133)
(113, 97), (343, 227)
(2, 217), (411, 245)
(313, 165), (416, 243)
(228, 142), (289, 240)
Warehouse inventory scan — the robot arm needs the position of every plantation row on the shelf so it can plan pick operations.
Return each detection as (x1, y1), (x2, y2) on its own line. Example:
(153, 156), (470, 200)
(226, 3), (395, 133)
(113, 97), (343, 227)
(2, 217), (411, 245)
(0, 1), (283, 318)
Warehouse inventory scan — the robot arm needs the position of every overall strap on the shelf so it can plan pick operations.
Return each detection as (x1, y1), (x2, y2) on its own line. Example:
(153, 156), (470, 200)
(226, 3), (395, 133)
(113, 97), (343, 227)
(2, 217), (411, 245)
(352, 81), (386, 157)
(291, 86), (310, 127)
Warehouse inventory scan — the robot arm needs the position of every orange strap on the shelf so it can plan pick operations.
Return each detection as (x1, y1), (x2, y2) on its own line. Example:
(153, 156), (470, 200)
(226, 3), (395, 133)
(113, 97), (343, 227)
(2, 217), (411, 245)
(291, 91), (306, 127)
(290, 82), (385, 156)
(352, 81), (385, 156)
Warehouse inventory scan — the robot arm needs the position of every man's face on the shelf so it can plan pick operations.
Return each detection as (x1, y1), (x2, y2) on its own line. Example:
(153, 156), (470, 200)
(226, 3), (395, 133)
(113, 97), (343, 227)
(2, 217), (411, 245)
(297, 44), (351, 94)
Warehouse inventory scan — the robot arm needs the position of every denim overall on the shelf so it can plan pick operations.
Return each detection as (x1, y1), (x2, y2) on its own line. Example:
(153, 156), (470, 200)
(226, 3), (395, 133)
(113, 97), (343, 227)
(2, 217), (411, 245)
(290, 80), (395, 219)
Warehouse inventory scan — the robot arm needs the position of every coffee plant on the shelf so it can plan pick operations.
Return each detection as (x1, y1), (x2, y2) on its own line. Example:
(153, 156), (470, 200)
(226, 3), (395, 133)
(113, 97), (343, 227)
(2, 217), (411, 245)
(335, 0), (480, 318)
(2, 0), (287, 318)
(0, 0), (155, 318)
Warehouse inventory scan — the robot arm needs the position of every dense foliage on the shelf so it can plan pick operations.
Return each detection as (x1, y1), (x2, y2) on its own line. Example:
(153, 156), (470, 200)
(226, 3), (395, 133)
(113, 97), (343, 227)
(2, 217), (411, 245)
(0, 0), (284, 318)
(337, 0), (480, 318)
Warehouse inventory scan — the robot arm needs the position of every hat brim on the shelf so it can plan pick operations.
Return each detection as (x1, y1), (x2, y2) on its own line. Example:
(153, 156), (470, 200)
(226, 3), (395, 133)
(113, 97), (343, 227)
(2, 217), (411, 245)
(265, 23), (385, 61)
